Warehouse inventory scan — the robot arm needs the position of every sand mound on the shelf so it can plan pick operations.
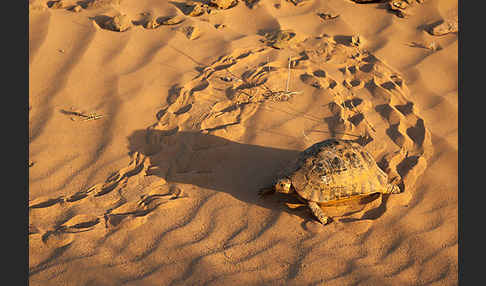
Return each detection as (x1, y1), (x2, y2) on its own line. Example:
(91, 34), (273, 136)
(30, 0), (457, 284)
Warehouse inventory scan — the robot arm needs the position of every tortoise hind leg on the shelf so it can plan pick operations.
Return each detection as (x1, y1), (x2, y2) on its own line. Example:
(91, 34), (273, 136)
(308, 201), (330, 225)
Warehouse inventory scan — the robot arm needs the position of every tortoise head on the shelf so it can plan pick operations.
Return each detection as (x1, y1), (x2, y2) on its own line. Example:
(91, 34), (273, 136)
(275, 177), (293, 194)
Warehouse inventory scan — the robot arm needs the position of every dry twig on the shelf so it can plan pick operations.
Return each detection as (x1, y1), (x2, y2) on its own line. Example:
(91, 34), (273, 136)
(60, 109), (104, 121)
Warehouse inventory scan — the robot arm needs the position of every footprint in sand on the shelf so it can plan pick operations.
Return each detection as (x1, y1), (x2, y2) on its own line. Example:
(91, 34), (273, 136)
(93, 14), (132, 32)
(79, 0), (121, 9)
(287, 0), (312, 6)
(57, 215), (101, 233)
(140, 32), (433, 199)
(46, 0), (66, 9)
(31, 30), (433, 242)
(172, 1), (208, 17)
(172, 0), (240, 17)
(39, 214), (100, 246)
(352, 0), (426, 18)
(133, 13), (186, 30)
(160, 15), (185, 26)
(180, 25), (201, 40)
(29, 196), (65, 209)
(209, 0), (239, 9)
(388, 0), (427, 18)
(428, 17), (458, 36)
(104, 182), (187, 228)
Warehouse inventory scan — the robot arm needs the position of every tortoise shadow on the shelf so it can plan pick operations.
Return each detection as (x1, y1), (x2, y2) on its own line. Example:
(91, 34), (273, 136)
(127, 129), (390, 223)
(128, 129), (304, 212)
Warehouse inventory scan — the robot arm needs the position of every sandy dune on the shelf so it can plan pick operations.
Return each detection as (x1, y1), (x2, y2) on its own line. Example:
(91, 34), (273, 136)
(29, 0), (457, 285)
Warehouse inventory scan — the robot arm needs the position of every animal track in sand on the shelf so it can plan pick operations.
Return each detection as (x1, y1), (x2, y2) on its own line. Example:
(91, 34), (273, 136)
(45, 0), (122, 12)
(92, 14), (132, 32)
(142, 31), (433, 200)
(28, 19), (438, 283)
(29, 29), (433, 253)
(353, 0), (427, 18)
(29, 151), (188, 249)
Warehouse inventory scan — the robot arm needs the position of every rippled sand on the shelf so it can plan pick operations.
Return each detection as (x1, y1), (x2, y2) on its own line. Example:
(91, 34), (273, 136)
(29, 0), (457, 285)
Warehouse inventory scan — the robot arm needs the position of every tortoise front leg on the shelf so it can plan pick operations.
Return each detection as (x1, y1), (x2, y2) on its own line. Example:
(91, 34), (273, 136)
(285, 202), (306, 209)
(308, 201), (330, 225)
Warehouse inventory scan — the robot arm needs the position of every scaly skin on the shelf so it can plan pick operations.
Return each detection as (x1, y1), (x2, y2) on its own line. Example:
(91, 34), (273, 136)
(259, 139), (402, 225)
(308, 201), (330, 225)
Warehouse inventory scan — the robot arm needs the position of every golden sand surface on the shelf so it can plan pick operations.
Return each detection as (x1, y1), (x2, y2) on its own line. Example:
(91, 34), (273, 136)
(29, 0), (457, 284)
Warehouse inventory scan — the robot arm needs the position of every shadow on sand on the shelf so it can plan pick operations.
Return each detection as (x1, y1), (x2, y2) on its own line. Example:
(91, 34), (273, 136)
(127, 129), (390, 224)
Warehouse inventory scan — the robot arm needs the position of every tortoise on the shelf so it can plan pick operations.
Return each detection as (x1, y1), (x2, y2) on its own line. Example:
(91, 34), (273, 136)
(259, 138), (401, 225)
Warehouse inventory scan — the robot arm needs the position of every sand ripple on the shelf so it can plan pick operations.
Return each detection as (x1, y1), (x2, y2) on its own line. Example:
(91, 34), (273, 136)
(29, 0), (457, 285)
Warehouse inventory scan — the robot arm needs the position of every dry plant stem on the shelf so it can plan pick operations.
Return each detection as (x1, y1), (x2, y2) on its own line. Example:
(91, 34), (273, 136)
(286, 56), (291, 92)
(261, 104), (323, 123)
(261, 103), (363, 139)
(220, 54), (303, 104)
(62, 109), (104, 121)
(61, 109), (90, 118)
(84, 113), (104, 121)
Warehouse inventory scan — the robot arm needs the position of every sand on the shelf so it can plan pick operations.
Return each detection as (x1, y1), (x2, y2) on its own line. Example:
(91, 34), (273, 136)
(29, 0), (458, 285)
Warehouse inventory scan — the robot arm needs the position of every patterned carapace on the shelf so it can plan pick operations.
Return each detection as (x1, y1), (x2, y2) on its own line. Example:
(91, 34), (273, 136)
(289, 139), (399, 203)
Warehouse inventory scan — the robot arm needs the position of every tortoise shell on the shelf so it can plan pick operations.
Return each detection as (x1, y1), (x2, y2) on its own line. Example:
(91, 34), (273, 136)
(289, 139), (390, 202)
